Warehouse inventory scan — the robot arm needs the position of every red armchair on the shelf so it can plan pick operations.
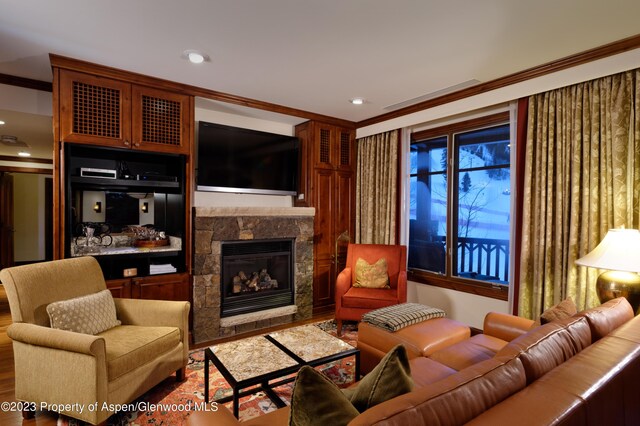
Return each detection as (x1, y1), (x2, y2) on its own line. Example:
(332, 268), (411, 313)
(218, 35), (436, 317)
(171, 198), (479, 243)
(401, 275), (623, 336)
(335, 243), (407, 335)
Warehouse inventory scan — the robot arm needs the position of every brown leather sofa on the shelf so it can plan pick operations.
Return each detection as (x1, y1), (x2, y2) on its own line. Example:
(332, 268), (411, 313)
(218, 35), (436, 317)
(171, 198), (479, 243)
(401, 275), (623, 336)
(188, 297), (639, 425)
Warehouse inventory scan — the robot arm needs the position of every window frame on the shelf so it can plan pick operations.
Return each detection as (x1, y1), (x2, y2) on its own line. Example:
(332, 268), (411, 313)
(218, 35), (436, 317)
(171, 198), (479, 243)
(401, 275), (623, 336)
(408, 112), (511, 300)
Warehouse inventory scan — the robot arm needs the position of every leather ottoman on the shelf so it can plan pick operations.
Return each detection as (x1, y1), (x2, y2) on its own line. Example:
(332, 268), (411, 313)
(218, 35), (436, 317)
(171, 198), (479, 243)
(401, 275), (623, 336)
(358, 317), (471, 374)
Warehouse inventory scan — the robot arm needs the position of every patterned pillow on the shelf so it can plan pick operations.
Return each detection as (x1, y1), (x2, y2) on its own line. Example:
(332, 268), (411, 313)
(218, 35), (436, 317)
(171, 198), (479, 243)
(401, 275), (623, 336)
(46, 289), (121, 335)
(354, 257), (390, 289)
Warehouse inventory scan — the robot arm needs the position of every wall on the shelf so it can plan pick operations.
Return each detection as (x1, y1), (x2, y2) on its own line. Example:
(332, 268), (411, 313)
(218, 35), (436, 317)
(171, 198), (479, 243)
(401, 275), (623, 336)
(407, 280), (509, 329)
(12, 173), (46, 262)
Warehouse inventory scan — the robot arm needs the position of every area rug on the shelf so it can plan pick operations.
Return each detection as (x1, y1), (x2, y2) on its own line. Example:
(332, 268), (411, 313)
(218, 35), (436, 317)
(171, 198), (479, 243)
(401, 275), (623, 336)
(59, 320), (358, 425)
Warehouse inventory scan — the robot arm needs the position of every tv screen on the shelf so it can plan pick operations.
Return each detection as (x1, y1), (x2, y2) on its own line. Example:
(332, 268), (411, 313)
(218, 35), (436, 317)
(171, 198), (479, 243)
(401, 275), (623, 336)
(197, 121), (299, 195)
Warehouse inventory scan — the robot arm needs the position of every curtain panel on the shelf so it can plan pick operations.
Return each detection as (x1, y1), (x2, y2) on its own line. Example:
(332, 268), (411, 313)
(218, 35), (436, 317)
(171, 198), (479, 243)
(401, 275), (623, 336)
(519, 69), (640, 319)
(355, 130), (398, 244)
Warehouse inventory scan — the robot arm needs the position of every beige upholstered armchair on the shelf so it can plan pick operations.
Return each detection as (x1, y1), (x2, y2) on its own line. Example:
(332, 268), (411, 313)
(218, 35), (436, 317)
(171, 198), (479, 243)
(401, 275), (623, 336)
(0, 257), (190, 425)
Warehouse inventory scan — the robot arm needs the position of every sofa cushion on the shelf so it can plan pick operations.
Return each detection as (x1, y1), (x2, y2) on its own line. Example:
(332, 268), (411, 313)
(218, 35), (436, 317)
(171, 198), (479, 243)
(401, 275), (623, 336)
(409, 357), (457, 388)
(576, 297), (634, 341)
(540, 297), (577, 324)
(289, 365), (359, 426)
(343, 344), (413, 412)
(348, 356), (527, 426)
(341, 287), (399, 309)
(428, 338), (497, 371)
(99, 325), (181, 381)
(354, 257), (389, 288)
(46, 289), (121, 335)
(495, 316), (591, 384)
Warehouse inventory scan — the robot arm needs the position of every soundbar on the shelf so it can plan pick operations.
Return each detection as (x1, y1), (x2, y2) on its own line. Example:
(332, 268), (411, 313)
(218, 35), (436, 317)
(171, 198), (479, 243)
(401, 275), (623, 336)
(80, 168), (117, 179)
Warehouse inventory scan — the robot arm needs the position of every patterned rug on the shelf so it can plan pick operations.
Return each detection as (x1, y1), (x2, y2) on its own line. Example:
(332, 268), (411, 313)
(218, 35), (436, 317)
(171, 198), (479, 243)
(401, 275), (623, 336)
(59, 320), (358, 425)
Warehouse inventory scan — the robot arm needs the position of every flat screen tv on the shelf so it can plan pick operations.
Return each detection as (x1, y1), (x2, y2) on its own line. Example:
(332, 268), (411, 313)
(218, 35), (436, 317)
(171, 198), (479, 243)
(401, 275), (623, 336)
(197, 121), (299, 196)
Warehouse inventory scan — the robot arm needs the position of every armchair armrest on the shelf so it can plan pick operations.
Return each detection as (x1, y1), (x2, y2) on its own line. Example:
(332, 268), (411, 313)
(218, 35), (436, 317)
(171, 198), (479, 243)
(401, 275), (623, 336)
(335, 267), (352, 305)
(483, 312), (536, 342)
(7, 322), (105, 356)
(397, 270), (407, 303)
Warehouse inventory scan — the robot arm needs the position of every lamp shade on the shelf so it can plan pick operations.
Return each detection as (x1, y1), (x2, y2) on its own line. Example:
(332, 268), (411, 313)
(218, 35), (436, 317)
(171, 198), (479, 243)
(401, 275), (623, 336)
(575, 229), (640, 273)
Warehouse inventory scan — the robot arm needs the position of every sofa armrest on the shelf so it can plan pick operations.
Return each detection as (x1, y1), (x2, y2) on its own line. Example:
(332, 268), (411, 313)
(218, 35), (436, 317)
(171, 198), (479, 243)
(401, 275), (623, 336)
(335, 267), (353, 305)
(7, 322), (105, 356)
(483, 312), (536, 342)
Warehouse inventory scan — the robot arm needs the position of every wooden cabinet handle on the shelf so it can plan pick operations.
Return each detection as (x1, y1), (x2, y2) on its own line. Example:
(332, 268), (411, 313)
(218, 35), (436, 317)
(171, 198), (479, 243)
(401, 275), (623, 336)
(134, 142), (140, 147)
(124, 140), (131, 146)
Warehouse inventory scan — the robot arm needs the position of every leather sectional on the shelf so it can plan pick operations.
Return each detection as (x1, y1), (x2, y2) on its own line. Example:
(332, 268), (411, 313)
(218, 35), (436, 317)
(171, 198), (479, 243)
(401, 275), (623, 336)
(188, 297), (639, 425)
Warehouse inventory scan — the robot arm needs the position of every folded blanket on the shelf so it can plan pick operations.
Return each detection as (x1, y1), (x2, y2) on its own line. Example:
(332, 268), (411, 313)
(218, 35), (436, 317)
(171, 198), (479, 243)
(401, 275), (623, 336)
(362, 303), (446, 332)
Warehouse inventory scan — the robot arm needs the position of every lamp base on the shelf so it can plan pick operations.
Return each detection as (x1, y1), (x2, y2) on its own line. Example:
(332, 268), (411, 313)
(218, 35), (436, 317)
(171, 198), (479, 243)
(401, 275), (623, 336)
(596, 270), (640, 314)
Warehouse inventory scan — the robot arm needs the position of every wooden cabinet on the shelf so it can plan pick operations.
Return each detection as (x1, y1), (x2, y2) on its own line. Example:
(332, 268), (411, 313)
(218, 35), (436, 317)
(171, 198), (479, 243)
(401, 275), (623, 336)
(59, 70), (191, 155)
(296, 121), (356, 311)
(52, 56), (194, 307)
(106, 274), (189, 301)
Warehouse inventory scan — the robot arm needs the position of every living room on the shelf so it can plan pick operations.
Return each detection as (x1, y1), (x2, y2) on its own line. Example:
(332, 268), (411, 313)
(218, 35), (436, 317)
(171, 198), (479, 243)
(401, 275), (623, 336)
(2, 1), (640, 425)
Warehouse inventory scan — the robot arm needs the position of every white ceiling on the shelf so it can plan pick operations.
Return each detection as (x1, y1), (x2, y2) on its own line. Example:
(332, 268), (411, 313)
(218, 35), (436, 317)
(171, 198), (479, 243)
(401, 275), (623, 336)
(1, 0), (640, 159)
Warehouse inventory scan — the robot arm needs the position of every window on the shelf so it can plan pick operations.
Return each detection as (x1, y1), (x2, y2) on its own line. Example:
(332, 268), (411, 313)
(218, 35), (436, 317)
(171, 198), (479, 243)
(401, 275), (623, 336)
(408, 113), (511, 299)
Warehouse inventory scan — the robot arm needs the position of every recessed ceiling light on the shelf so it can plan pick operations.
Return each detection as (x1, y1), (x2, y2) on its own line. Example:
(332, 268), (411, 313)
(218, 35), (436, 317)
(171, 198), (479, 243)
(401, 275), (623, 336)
(349, 98), (364, 105)
(183, 49), (209, 64)
(0, 120), (5, 125)
(18, 151), (31, 157)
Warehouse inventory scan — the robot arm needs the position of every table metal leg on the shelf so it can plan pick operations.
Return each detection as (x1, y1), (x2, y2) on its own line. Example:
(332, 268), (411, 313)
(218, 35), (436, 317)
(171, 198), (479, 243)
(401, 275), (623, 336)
(204, 351), (210, 402)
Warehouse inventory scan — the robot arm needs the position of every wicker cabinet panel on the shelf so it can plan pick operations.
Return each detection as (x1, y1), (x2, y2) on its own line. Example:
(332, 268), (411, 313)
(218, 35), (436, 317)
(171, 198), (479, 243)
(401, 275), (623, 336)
(132, 86), (191, 154)
(59, 71), (132, 147)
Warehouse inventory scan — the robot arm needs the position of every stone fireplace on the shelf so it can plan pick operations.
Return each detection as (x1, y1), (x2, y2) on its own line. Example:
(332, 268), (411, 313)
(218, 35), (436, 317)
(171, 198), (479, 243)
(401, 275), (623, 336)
(192, 207), (314, 343)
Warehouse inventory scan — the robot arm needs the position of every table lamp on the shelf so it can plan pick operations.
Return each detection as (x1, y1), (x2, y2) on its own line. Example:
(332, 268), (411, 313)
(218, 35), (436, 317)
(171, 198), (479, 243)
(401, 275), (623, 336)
(575, 228), (640, 313)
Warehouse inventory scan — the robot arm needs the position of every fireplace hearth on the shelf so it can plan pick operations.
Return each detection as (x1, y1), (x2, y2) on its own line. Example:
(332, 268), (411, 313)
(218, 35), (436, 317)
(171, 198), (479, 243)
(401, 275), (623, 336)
(221, 239), (294, 317)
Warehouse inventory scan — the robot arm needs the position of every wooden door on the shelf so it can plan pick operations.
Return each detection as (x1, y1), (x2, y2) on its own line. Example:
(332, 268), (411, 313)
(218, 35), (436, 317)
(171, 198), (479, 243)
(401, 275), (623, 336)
(59, 70), (132, 148)
(132, 86), (191, 155)
(313, 169), (335, 309)
(0, 174), (14, 270)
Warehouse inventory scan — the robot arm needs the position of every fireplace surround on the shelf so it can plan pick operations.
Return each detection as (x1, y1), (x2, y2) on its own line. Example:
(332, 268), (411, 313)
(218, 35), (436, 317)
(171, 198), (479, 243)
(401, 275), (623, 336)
(192, 207), (314, 343)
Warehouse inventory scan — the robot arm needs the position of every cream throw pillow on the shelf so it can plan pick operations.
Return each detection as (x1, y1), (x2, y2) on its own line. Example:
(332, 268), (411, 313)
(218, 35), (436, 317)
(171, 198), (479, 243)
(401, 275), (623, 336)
(354, 257), (390, 289)
(46, 289), (121, 335)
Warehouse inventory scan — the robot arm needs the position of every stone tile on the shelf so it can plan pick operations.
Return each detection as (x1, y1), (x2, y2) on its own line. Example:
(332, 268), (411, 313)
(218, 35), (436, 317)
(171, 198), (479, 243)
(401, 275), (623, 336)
(235, 321), (257, 334)
(194, 231), (213, 254)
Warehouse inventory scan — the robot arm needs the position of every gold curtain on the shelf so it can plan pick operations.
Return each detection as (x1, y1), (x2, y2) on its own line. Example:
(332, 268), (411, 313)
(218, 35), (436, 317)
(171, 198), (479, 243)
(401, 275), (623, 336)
(519, 69), (640, 319)
(355, 130), (398, 244)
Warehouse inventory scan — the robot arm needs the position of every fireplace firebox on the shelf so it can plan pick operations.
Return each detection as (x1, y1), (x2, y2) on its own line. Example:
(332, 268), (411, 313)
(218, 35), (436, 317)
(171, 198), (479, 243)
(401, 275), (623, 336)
(220, 239), (294, 317)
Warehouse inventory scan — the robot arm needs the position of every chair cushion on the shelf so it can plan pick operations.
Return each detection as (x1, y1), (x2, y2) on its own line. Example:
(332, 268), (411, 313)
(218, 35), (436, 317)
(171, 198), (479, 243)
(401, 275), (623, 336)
(46, 289), (121, 335)
(99, 325), (181, 381)
(341, 287), (399, 309)
(354, 257), (389, 288)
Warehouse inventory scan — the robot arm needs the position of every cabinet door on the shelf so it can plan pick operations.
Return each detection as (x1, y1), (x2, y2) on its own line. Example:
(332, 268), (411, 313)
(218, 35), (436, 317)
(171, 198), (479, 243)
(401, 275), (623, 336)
(59, 70), (132, 148)
(132, 86), (191, 155)
(132, 272), (189, 301)
(312, 169), (335, 309)
(313, 125), (335, 169)
(335, 128), (355, 171)
(334, 170), (354, 271)
(106, 278), (132, 298)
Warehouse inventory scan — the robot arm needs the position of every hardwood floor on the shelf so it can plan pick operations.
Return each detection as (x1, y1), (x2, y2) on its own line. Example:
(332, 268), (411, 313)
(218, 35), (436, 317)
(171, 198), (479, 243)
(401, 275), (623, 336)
(0, 284), (333, 425)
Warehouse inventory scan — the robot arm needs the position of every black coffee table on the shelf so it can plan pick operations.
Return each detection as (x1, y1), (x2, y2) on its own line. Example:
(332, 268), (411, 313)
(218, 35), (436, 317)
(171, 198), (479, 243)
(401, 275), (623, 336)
(204, 324), (360, 417)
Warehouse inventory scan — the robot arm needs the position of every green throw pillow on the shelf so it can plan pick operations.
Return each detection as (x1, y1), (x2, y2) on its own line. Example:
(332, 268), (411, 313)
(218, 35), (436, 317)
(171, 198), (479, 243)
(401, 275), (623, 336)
(289, 365), (359, 426)
(342, 344), (413, 412)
